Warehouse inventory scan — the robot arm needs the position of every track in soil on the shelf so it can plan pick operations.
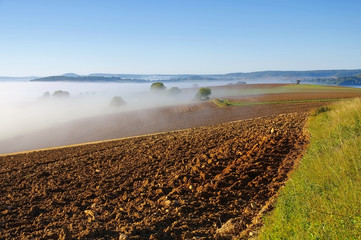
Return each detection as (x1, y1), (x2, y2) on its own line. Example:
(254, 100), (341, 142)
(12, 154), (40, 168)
(0, 112), (308, 239)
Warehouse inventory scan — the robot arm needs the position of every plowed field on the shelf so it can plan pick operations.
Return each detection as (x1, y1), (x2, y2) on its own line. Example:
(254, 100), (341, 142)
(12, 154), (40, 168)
(2, 84), (361, 239)
(1, 112), (308, 239)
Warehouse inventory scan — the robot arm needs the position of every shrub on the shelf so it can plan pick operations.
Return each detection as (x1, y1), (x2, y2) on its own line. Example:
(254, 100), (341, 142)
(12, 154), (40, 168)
(150, 82), (166, 91)
(168, 87), (182, 96)
(213, 98), (231, 107)
(52, 90), (70, 98)
(196, 87), (211, 101)
(236, 81), (247, 85)
(109, 96), (126, 107)
(312, 106), (331, 116)
(43, 91), (50, 98)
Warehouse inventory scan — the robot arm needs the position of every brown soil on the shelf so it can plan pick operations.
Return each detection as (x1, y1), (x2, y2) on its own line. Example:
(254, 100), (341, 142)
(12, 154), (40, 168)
(211, 83), (289, 90)
(228, 91), (361, 102)
(0, 112), (308, 239)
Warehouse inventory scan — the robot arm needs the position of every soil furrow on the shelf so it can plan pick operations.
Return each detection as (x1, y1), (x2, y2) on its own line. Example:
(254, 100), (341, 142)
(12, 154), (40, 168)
(1, 112), (308, 239)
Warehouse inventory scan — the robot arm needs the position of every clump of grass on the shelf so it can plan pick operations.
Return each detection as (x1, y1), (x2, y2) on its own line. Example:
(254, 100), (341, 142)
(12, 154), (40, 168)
(312, 106), (331, 116)
(213, 98), (231, 107)
(259, 98), (361, 239)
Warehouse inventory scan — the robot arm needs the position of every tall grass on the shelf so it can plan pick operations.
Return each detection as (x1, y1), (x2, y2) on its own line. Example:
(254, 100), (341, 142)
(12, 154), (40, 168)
(259, 98), (361, 240)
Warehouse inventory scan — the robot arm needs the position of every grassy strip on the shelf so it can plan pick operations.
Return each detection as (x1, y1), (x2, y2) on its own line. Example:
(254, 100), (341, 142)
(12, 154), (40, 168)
(213, 98), (343, 107)
(281, 84), (361, 91)
(258, 98), (361, 239)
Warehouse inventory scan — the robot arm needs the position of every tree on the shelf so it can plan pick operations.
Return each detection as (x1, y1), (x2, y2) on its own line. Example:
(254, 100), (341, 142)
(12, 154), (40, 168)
(52, 90), (70, 98)
(168, 87), (182, 96)
(150, 82), (166, 91)
(43, 91), (50, 98)
(236, 81), (247, 85)
(296, 80), (301, 84)
(109, 96), (126, 107)
(196, 87), (211, 101)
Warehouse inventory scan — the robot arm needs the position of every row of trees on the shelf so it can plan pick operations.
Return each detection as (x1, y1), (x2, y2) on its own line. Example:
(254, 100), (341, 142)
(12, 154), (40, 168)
(150, 82), (182, 96)
(110, 82), (212, 108)
(43, 90), (70, 98)
(42, 84), (212, 108)
(150, 82), (211, 100)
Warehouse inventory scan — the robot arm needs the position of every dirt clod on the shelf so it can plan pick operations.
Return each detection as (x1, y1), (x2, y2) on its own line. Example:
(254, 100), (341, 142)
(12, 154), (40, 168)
(58, 226), (71, 240)
(216, 218), (246, 237)
(28, 206), (42, 217)
(119, 233), (128, 240)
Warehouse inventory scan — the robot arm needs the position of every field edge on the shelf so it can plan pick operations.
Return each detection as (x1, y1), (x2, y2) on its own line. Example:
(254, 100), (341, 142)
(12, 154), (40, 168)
(258, 98), (361, 239)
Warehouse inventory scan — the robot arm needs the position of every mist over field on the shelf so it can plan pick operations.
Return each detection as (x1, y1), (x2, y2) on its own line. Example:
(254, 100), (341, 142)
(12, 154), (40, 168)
(0, 81), (234, 141)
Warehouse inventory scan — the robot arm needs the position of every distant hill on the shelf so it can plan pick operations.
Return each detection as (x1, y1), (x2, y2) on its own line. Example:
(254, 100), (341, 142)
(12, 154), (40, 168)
(31, 75), (148, 83)
(336, 76), (361, 86)
(225, 69), (361, 79)
(0, 76), (38, 82)
(30, 69), (361, 85)
(62, 73), (80, 77)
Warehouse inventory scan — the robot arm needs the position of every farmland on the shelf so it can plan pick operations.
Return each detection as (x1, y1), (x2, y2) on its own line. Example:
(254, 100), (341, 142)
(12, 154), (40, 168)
(2, 84), (361, 155)
(1, 84), (361, 239)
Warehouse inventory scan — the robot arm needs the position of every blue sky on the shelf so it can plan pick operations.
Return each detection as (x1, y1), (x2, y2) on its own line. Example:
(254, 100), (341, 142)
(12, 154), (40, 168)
(1, 0), (361, 76)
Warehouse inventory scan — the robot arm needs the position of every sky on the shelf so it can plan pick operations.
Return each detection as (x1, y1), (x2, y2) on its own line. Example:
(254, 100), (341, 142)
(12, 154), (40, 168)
(0, 0), (361, 76)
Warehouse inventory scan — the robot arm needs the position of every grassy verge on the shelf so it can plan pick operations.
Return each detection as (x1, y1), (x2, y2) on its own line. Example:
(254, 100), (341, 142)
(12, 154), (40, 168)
(281, 84), (361, 92)
(259, 98), (361, 239)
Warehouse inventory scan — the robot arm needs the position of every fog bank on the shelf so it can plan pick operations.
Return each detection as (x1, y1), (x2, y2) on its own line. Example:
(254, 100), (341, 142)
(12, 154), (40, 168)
(0, 81), (234, 141)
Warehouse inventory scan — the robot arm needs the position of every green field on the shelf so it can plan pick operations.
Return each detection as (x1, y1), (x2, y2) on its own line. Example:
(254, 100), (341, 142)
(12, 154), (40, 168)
(212, 84), (361, 108)
(258, 98), (361, 239)
(281, 84), (361, 91)
(212, 84), (361, 99)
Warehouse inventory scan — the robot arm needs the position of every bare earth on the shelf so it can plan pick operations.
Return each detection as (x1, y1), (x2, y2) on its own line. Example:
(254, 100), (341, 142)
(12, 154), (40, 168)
(1, 113), (308, 239)
(1, 84), (361, 239)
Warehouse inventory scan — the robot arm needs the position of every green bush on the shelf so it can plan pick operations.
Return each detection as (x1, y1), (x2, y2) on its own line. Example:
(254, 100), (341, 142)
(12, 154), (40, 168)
(52, 90), (70, 98)
(312, 106), (331, 116)
(196, 87), (211, 101)
(150, 82), (166, 91)
(109, 96), (126, 107)
(168, 87), (182, 96)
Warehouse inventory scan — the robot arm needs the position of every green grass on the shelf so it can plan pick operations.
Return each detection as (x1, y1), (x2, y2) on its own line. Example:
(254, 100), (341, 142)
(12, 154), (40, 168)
(259, 98), (361, 240)
(281, 84), (352, 91)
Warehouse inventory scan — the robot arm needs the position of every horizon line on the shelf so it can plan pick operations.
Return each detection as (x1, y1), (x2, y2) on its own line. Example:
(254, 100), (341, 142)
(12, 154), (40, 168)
(2, 68), (361, 78)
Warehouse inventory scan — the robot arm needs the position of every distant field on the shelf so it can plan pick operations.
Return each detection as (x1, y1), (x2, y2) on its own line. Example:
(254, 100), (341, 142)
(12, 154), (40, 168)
(214, 98), (343, 107)
(210, 83), (361, 99)
(212, 84), (361, 107)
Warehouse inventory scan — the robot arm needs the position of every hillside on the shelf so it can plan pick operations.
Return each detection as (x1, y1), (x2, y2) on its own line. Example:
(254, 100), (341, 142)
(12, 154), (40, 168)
(30, 69), (361, 84)
(30, 75), (148, 83)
